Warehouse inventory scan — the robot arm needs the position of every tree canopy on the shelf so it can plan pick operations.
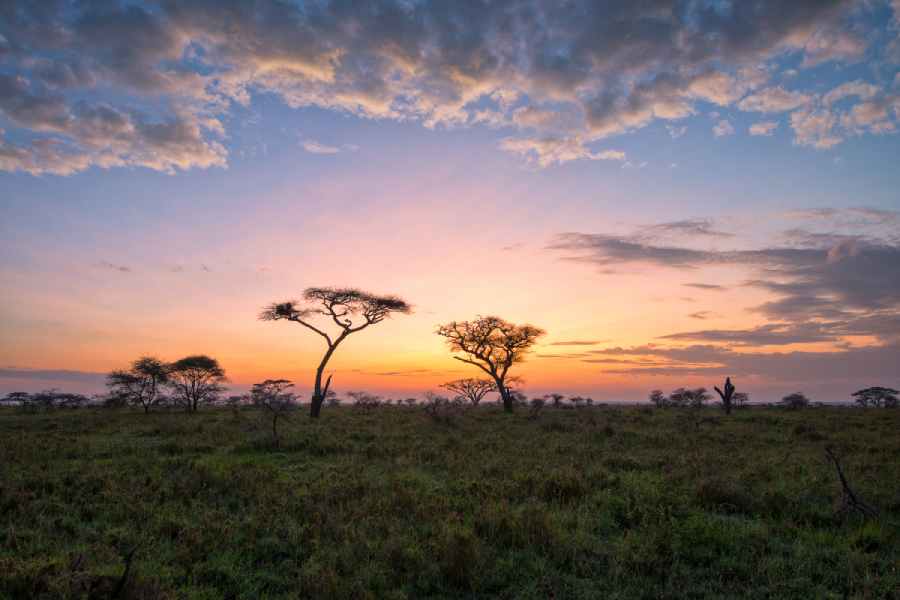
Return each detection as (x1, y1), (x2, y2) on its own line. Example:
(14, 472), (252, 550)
(261, 287), (411, 418)
(436, 316), (544, 412)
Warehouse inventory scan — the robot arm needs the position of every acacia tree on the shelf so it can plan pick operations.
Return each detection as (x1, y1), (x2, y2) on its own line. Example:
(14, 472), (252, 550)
(167, 355), (227, 412)
(851, 387), (899, 408)
(106, 356), (169, 413)
(544, 393), (565, 408)
(780, 392), (810, 410)
(440, 378), (496, 406)
(670, 387), (711, 408)
(260, 287), (411, 418)
(649, 389), (667, 408)
(250, 379), (298, 448)
(436, 316), (545, 412)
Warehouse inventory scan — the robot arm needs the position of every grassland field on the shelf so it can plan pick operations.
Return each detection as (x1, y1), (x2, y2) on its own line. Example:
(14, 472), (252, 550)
(1, 404), (898, 599)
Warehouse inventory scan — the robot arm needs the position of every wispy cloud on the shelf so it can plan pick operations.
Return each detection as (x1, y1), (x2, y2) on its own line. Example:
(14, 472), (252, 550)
(96, 260), (130, 273)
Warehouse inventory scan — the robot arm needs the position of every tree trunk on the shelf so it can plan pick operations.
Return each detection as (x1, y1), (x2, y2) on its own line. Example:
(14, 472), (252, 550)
(496, 378), (513, 412)
(310, 341), (340, 418)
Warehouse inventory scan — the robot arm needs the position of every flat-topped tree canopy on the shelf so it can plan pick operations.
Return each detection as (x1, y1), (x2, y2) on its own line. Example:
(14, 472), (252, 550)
(261, 287), (411, 340)
(260, 287), (412, 418)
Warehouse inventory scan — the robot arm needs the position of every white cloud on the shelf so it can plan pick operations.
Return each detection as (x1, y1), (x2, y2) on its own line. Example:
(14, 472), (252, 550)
(713, 120), (735, 137)
(749, 121), (779, 136)
(666, 124), (687, 139)
(300, 139), (341, 154)
(499, 136), (626, 167)
(738, 87), (811, 112)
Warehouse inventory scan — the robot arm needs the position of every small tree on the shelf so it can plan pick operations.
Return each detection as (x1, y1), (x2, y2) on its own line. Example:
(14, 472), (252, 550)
(440, 378), (496, 406)
(733, 392), (749, 408)
(167, 355), (227, 412)
(714, 377), (736, 415)
(261, 287), (411, 418)
(780, 392), (810, 410)
(649, 389), (668, 408)
(348, 391), (382, 410)
(851, 387), (899, 408)
(545, 393), (565, 408)
(106, 356), (169, 413)
(250, 379), (298, 448)
(436, 316), (545, 412)
(2, 392), (31, 408)
(669, 387), (709, 408)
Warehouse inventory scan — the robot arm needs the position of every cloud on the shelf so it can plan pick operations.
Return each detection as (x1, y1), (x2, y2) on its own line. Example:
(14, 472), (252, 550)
(749, 121), (779, 136)
(688, 311), (714, 320)
(645, 219), (734, 239)
(0, 368), (106, 384)
(548, 340), (610, 346)
(666, 124), (687, 139)
(738, 87), (811, 112)
(713, 119), (735, 137)
(0, 0), (888, 173)
(300, 139), (341, 155)
(499, 136), (625, 167)
(580, 343), (900, 384)
(683, 283), (726, 291)
(96, 260), (130, 273)
(659, 322), (838, 345)
(549, 223), (900, 343)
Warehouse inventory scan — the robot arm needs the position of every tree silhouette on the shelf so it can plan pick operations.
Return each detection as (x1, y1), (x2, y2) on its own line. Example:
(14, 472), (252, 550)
(649, 389), (667, 408)
(261, 287), (411, 418)
(714, 377), (736, 415)
(167, 355), (226, 412)
(436, 316), (544, 412)
(440, 378), (496, 406)
(851, 387), (899, 408)
(780, 392), (810, 410)
(251, 379), (298, 448)
(544, 393), (565, 408)
(106, 356), (169, 413)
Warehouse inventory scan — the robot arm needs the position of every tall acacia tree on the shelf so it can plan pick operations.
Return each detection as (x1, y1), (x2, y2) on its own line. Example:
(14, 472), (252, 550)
(260, 287), (412, 418)
(436, 316), (544, 412)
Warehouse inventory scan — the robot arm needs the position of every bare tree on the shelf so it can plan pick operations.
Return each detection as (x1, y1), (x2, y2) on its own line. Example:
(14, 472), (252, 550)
(167, 355), (226, 412)
(851, 387), (899, 408)
(440, 378), (496, 407)
(260, 287), (411, 418)
(106, 356), (169, 413)
(436, 316), (544, 412)
(250, 379), (298, 448)
(649, 389), (668, 408)
(714, 377), (736, 415)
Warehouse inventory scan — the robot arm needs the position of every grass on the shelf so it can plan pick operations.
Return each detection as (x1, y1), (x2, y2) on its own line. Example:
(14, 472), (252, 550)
(1, 405), (898, 599)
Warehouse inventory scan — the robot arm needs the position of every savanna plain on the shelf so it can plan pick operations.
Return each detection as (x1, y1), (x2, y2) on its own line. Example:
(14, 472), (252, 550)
(1, 404), (898, 599)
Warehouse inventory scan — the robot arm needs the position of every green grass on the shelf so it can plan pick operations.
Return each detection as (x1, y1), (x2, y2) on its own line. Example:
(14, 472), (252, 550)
(1, 405), (898, 599)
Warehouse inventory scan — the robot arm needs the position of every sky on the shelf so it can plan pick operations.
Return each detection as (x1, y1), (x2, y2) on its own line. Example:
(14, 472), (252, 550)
(1, 0), (899, 403)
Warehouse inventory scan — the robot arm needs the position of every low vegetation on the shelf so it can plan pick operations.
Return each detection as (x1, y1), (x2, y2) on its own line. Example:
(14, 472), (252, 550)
(1, 404), (898, 599)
